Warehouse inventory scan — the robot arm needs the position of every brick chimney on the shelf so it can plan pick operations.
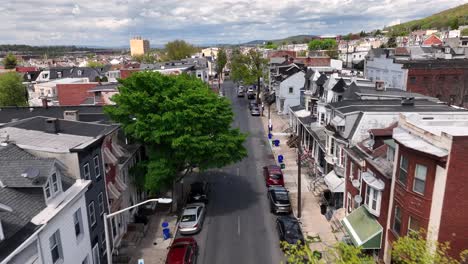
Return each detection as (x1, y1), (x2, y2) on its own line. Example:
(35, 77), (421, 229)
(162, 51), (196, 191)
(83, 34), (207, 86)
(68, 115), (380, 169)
(41, 98), (49, 109)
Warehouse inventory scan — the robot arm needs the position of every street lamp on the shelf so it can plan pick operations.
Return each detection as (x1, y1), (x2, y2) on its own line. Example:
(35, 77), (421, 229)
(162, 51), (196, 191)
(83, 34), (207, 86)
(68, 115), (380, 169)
(103, 198), (173, 264)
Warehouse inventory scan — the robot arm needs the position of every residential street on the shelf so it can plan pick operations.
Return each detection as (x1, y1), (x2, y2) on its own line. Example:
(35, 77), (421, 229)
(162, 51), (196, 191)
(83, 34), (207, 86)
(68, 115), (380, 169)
(179, 80), (285, 264)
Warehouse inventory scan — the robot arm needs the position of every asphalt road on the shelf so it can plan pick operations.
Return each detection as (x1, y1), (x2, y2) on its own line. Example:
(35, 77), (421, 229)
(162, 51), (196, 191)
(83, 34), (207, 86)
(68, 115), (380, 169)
(178, 80), (285, 264)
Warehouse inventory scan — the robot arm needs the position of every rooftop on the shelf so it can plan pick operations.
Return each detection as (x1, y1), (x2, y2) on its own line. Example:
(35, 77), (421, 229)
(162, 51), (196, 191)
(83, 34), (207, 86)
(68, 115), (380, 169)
(329, 100), (466, 114)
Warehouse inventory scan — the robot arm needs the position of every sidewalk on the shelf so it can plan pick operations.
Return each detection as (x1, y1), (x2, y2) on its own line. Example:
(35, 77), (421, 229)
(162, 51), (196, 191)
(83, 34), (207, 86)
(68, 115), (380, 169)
(128, 207), (178, 264)
(261, 104), (343, 254)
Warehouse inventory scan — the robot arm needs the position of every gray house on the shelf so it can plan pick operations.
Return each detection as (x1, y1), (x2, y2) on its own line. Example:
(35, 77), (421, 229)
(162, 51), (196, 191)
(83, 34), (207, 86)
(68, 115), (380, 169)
(0, 117), (119, 264)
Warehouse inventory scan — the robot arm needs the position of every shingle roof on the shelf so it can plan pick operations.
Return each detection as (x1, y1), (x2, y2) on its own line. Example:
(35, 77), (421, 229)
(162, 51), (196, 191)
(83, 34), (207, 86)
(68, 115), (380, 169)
(329, 100), (467, 114)
(290, 105), (305, 112)
(331, 78), (346, 93)
(0, 105), (110, 124)
(316, 74), (328, 86)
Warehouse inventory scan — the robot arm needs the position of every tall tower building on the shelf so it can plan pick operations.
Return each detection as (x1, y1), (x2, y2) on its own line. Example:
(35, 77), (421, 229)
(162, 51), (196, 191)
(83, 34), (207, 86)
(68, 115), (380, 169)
(130, 36), (150, 56)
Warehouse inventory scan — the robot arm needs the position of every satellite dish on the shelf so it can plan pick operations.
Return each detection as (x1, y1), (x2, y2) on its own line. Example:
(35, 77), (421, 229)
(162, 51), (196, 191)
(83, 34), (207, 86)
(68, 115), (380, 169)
(22, 167), (40, 179)
(352, 179), (360, 188)
(354, 195), (363, 204)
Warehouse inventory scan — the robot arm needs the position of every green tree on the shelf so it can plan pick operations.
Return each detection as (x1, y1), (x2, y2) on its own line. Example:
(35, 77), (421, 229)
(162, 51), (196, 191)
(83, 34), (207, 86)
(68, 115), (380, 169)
(387, 36), (397, 48)
(375, 29), (382, 36)
(230, 49), (267, 103)
(104, 72), (247, 192)
(215, 48), (227, 91)
(164, 40), (197, 60)
(281, 241), (374, 264)
(132, 54), (157, 64)
(308, 39), (337, 51)
(87, 61), (105, 68)
(3, 53), (17, 69)
(392, 231), (468, 264)
(360, 31), (368, 37)
(264, 41), (278, 49)
(0, 72), (28, 106)
(297, 50), (307, 57)
(461, 28), (468, 36)
(308, 39), (323, 50)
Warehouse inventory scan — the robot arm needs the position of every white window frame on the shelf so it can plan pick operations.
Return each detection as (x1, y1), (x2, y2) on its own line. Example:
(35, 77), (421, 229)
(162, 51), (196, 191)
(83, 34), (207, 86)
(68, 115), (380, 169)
(349, 162), (354, 180)
(408, 216), (420, 235)
(94, 155), (101, 179)
(92, 243), (100, 264)
(347, 192), (352, 213)
(89, 202), (96, 227)
(393, 206), (402, 236)
(45, 181), (52, 199)
(364, 185), (382, 217)
(398, 155), (408, 186)
(288, 87), (294, 94)
(83, 163), (90, 180)
(98, 192), (104, 215)
(101, 231), (107, 256)
(413, 164), (427, 195)
(387, 146), (395, 162)
(52, 173), (59, 193)
(73, 208), (84, 241)
(49, 230), (63, 264)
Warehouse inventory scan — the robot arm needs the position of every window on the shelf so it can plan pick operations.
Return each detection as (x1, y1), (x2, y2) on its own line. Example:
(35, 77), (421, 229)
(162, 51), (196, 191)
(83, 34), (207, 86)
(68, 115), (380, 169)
(101, 231), (107, 256)
(413, 164), (427, 195)
(347, 192), (352, 213)
(52, 173), (59, 193)
(98, 192), (104, 215)
(49, 230), (63, 264)
(83, 163), (90, 180)
(89, 202), (96, 227)
(364, 185), (381, 216)
(57, 72), (62, 78)
(288, 87), (293, 94)
(409, 76), (417, 84)
(94, 155), (101, 179)
(408, 216), (421, 234)
(77, 70), (83, 76)
(387, 146), (395, 162)
(45, 181), (52, 199)
(92, 244), (100, 264)
(349, 162), (354, 180)
(73, 208), (83, 239)
(398, 155), (408, 186)
(393, 206), (402, 235)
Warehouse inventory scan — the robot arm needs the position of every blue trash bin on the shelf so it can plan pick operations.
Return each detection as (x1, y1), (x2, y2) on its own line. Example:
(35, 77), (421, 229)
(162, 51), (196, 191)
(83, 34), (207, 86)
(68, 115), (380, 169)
(162, 222), (169, 228)
(278, 155), (284, 163)
(273, 140), (280, 147)
(163, 228), (171, 240)
(268, 133), (272, 139)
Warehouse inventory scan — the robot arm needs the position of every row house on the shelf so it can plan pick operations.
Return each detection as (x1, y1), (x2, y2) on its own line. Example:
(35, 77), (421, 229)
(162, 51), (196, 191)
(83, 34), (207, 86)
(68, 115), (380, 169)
(0, 117), (113, 264)
(56, 83), (118, 106)
(0, 143), (92, 264)
(342, 113), (468, 263)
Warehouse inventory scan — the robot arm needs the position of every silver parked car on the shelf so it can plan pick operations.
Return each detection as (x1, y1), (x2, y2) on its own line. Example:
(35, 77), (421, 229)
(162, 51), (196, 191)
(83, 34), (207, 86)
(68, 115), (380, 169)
(179, 203), (206, 235)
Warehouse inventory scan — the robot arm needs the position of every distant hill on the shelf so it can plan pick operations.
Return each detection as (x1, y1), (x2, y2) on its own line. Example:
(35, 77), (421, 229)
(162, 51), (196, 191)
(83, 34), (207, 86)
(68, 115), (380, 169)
(387, 3), (468, 34)
(244, 34), (317, 46)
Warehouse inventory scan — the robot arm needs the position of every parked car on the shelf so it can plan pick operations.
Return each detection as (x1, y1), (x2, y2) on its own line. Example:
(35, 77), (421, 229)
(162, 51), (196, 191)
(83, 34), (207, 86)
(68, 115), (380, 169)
(237, 90), (245, 97)
(249, 101), (258, 110)
(263, 165), (285, 187)
(179, 203), (206, 235)
(276, 215), (305, 246)
(250, 106), (261, 116)
(247, 88), (256, 99)
(268, 186), (292, 214)
(166, 237), (198, 264)
(188, 181), (210, 204)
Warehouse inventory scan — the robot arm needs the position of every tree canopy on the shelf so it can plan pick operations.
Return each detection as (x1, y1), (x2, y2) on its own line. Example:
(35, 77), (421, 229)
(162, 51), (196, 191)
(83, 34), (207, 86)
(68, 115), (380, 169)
(105, 71), (247, 191)
(308, 39), (337, 51)
(0, 72), (28, 106)
(281, 241), (374, 264)
(132, 53), (158, 64)
(264, 41), (278, 49)
(164, 40), (198, 60)
(86, 61), (105, 68)
(392, 231), (468, 264)
(230, 49), (268, 102)
(3, 53), (17, 69)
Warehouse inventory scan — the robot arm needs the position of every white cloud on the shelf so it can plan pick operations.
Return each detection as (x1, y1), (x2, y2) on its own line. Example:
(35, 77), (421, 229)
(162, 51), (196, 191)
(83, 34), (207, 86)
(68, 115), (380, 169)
(1, 0), (466, 46)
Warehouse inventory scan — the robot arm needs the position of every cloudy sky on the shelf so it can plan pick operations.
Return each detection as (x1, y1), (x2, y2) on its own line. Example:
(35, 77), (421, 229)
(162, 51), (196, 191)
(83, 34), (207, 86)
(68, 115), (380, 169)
(1, 0), (465, 47)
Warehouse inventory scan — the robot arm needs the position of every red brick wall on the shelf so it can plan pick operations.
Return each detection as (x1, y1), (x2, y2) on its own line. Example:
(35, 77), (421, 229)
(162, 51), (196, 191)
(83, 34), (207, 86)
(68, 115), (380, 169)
(344, 158), (361, 213)
(438, 136), (468, 258)
(57, 83), (97, 106)
(406, 68), (468, 107)
(120, 69), (140, 79)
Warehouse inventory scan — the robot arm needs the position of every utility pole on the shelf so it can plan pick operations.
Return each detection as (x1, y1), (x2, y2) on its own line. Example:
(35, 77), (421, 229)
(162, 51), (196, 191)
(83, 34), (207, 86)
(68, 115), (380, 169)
(297, 130), (302, 219)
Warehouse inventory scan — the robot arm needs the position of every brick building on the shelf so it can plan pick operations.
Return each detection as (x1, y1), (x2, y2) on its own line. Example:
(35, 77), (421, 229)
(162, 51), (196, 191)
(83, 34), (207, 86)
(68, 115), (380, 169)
(403, 59), (468, 107)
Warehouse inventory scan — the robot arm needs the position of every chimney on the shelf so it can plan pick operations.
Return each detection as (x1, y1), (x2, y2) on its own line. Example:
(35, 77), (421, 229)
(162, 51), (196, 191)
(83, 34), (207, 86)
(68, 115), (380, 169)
(45, 118), (59, 133)
(41, 98), (49, 109)
(375, 81), (385, 91)
(63, 110), (79, 121)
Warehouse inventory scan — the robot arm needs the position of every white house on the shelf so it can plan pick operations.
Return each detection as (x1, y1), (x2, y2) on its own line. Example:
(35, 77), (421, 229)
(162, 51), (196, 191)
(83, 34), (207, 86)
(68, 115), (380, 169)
(0, 143), (92, 264)
(364, 49), (407, 90)
(276, 71), (305, 114)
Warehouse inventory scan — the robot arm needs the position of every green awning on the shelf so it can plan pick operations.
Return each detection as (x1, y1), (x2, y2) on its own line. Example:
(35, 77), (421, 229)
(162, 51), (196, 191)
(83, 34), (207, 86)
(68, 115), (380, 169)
(341, 206), (383, 249)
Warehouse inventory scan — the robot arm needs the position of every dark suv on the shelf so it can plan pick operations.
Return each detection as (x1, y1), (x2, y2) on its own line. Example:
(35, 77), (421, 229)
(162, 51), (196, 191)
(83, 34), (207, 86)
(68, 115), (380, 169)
(188, 182), (210, 204)
(268, 186), (292, 214)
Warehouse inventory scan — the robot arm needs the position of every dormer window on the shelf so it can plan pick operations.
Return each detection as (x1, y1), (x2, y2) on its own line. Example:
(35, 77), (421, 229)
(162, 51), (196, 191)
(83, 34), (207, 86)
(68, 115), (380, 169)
(57, 71), (62, 78)
(44, 172), (61, 200)
(77, 70), (83, 76)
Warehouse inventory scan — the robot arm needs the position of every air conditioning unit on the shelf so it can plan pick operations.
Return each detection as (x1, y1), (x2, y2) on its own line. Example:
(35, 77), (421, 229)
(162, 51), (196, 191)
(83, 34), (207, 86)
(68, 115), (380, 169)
(354, 195), (363, 204)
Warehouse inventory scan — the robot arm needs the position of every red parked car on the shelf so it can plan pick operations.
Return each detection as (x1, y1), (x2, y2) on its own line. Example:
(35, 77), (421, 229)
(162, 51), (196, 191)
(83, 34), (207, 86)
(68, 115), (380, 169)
(166, 237), (198, 264)
(263, 165), (285, 187)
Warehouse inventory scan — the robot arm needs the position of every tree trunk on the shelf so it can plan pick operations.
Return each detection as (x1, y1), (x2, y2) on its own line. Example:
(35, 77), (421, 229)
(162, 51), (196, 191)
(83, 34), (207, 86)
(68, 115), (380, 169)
(256, 76), (261, 104)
